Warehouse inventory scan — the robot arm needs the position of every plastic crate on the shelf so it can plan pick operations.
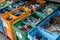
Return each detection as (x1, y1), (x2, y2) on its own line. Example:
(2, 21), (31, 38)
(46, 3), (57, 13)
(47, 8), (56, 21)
(37, 9), (60, 40)
(4, 1), (24, 12)
(28, 26), (60, 40)
(13, 20), (32, 40)
(28, 27), (45, 40)
(1, 12), (16, 40)
(37, 1), (60, 16)
(24, 0), (46, 12)
(10, 6), (31, 20)
(0, 0), (6, 4)
(38, 8), (59, 27)
(23, 11), (46, 27)
(0, 8), (7, 34)
(0, 1), (12, 10)
(1, 7), (31, 40)
(0, 19), (4, 34)
(5, 4), (19, 12)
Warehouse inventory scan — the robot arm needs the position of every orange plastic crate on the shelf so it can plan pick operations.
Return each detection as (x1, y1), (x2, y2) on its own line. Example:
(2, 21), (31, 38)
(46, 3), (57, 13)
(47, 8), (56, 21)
(1, 7), (31, 40)
(0, 0), (6, 4)
(10, 6), (31, 20)
(24, 0), (46, 12)
(1, 12), (16, 40)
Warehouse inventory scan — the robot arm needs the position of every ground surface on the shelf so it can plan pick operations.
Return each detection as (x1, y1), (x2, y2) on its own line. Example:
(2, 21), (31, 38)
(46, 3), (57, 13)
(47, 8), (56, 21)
(0, 33), (9, 40)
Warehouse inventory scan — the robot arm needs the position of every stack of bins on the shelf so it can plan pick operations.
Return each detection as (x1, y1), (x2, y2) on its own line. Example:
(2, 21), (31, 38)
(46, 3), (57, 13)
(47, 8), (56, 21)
(1, 6), (31, 40)
(12, 11), (46, 40)
(28, 2), (60, 40)
(24, 0), (46, 12)
(37, 8), (60, 40)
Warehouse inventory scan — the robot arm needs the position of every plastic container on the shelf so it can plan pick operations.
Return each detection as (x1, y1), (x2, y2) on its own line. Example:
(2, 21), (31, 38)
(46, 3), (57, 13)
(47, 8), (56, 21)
(13, 20), (32, 40)
(1, 12), (17, 40)
(10, 6), (31, 20)
(37, 8), (60, 40)
(5, 3), (19, 12)
(0, 1), (12, 10)
(38, 8), (59, 27)
(0, 0), (6, 4)
(39, 1), (60, 16)
(5, 1), (24, 12)
(0, 9), (6, 34)
(1, 7), (31, 40)
(0, 19), (4, 34)
(28, 26), (60, 40)
(24, 0), (46, 12)
(23, 11), (46, 27)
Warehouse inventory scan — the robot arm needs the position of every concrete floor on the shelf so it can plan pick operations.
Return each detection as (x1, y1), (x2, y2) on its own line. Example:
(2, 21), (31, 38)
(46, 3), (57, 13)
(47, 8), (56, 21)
(0, 33), (9, 40)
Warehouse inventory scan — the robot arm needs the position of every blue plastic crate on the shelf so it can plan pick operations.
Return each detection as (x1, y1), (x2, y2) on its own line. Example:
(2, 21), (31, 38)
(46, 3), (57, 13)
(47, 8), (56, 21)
(0, 11), (4, 34)
(28, 26), (60, 40)
(38, 9), (59, 27)
(5, 1), (24, 12)
(28, 27), (46, 40)
(37, 9), (60, 40)
(0, 19), (4, 34)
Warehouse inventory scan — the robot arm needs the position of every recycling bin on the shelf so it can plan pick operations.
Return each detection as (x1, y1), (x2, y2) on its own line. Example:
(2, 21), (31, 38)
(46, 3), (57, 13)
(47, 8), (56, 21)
(38, 1), (60, 16)
(10, 6), (31, 20)
(1, 12), (16, 40)
(24, 0), (46, 12)
(28, 26), (60, 40)
(0, 18), (4, 34)
(28, 27), (48, 40)
(23, 11), (46, 27)
(37, 8), (60, 40)
(1, 7), (31, 40)
(13, 20), (32, 40)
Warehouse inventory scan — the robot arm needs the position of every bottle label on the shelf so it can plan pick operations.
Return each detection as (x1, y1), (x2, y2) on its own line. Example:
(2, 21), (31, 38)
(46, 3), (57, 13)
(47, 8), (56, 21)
(16, 32), (22, 39)
(3, 22), (8, 28)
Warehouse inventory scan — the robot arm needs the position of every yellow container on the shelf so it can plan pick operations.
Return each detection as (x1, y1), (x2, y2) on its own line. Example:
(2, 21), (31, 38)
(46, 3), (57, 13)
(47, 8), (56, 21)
(1, 6), (31, 40)
(24, 0), (46, 12)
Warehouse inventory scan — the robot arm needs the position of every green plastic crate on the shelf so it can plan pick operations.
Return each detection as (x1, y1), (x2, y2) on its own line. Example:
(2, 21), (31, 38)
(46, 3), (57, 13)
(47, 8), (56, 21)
(37, 2), (60, 16)
(23, 11), (46, 27)
(0, 1), (12, 9)
(13, 20), (32, 40)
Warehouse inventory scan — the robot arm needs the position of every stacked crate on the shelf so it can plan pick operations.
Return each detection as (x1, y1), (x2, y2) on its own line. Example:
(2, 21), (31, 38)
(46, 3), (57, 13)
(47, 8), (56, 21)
(0, 0), (60, 40)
